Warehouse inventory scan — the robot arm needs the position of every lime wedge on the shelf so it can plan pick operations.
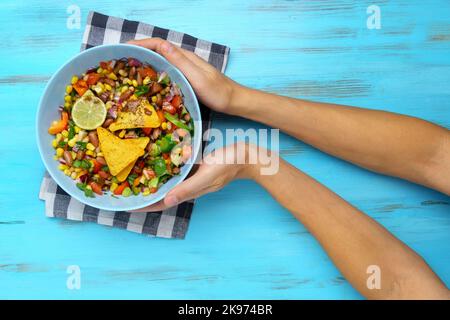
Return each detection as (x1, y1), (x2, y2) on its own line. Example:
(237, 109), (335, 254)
(71, 90), (107, 130)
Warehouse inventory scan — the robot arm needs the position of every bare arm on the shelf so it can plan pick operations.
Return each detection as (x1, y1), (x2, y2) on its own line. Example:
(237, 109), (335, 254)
(232, 87), (450, 194)
(130, 38), (450, 299)
(248, 153), (449, 299)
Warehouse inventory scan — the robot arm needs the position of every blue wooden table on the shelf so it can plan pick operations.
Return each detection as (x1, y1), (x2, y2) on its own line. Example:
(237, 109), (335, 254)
(0, 0), (449, 299)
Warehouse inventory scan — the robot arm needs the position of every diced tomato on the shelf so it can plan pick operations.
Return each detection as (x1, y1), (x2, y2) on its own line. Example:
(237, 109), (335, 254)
(86, 73), (102, 86)
(142, 128), (152, 136)
(162, 103), (177, 115)
(98, 171), (109, 179)
(48, 111), (69, 134)
(73, 80), (88, 96)
(171, 95), (182, 108)
(138, 66), (157, 80)
(162, 153), (170, 160)
(149, 187), (157, 194)
(114, 181), (129, 195)
(92, 160), (102, 174)
(90, 182), (103, 195)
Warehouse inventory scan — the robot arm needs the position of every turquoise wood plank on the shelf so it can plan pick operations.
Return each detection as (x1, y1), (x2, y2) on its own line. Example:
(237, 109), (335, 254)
(0, 0), (448, 299)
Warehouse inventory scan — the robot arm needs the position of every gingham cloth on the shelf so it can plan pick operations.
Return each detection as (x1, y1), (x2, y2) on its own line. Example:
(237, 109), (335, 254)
(39, 11), (230, 239)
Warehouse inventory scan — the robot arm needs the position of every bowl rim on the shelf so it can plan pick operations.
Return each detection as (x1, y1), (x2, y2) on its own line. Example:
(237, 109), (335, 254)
(36, 43), (202, 211)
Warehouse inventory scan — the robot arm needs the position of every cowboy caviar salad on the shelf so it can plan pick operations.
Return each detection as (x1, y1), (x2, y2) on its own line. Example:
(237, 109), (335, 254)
(48, 57), (194, 197)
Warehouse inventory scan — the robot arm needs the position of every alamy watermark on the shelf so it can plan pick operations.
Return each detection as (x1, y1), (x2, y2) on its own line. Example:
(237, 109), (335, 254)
(366, 264), (381, 290)
(173, 124), (280, 176)
(367, 5), (381, 30)
(66, 265), (81, 290)
(66, 4), (81, 30)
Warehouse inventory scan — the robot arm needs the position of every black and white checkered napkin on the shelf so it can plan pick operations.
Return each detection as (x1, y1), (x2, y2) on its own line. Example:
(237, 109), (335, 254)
(39, 11), (230, 239)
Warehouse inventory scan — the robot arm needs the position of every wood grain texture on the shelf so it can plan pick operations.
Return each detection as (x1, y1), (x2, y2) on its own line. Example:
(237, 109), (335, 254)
(0, 0), (449, 299)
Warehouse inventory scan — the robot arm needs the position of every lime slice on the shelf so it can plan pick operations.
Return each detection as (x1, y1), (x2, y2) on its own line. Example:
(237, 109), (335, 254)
(71, 90), (107, 130)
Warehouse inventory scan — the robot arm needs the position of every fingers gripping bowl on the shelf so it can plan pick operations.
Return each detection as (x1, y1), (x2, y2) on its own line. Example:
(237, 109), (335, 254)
(37, 44), (202, 211)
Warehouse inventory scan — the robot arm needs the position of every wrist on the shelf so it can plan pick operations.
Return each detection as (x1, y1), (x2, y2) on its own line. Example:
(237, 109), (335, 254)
(235, 143), (262, 181)
(227, 83), (254, 117)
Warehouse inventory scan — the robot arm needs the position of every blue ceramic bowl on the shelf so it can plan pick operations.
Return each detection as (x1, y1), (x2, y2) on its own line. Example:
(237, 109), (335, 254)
(36, 44), (201, 211)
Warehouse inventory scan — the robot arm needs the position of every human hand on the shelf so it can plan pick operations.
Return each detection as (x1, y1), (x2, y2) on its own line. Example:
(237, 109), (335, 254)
(128, 38), (242, 115)
(133, 143), (259, 212)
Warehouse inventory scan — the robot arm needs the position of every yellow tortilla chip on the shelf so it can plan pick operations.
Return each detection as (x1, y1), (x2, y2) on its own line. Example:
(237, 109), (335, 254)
(115, 137), (150, 182)
(109, 99), (161, 131)
(96, 127), (146, 176)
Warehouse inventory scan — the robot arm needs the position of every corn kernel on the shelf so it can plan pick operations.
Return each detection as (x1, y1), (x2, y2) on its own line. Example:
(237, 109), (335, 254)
(120, 86), (129, 94)
(64, 95), (72, 102)
(74, 126), (81, 133)
(64, 138), (68, 142)
(56, 133), (62, 141)
(143, 76), (151, 85)
(110, 182), (118, 192)
(97, 152), (103, 157)
(64, 102), (71, 108)
(108, 73), (117, 80)
(85, 185), (92, 190)
(71, 76), (78, 84)
(161, 122), (167, 130)
(105, 84), (112, 91)
(142, 188), (151, 196)
(75, 168), (82, 173)
(132, 80), (138, 87)
(52, 139), (58, 148)
(71, 172), (77, 179)
(56, 148), (64, 157)
(71, 151), (77, 159)
(59, 164), (68, 171)
(151, 96), (157, 103)
(93, 85), (103, 94)
(64, 169), (71, 176)
(130, 94), (137, 100)
(118, 69), (127, 77)
(61, 130), (69, 138)
(66, 85), (73, 94)
(68, 138), (77, 147)
(86, 150), (94, 156)
(126, 79), (133, 85)
(97, 67), (103, 74)
(119, 130), (126, 138)
(86, 143), (95, 151)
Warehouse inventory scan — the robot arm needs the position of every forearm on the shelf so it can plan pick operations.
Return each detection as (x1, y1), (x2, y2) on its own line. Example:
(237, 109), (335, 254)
(231, 85), (450, 194)
(246, 158), (449, 299)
